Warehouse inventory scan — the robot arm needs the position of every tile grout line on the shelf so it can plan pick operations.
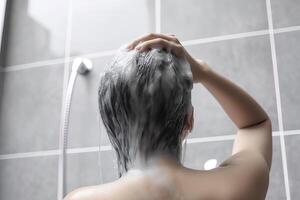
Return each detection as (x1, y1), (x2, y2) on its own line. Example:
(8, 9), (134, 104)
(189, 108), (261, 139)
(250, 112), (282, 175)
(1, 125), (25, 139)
(0, 150), (60, 160)
(182, 29), (269, 46)
(155, 0), (161, 33)
(0, 57), (67, 72)
(274, 25), (300, 34)
(284, 129), (300, 136)
(1, 25), (300, 73)
(57, 0), (73, 199)
(2, 130), (300, 160)
(266, 0), (291, 199)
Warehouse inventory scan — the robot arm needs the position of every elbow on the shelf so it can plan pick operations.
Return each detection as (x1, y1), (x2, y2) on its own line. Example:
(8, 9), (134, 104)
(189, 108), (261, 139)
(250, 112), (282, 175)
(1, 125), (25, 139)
(260, 112), (272, 127)
(265, 116), (272, 126)
(260, 116), (272, 130)
(240, 115), (271, 129)
(259, 115), (272, 127)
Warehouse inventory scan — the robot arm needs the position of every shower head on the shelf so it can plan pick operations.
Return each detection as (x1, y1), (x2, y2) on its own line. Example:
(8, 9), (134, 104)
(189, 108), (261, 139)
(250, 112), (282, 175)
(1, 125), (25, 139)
(72, 57), (93, 74)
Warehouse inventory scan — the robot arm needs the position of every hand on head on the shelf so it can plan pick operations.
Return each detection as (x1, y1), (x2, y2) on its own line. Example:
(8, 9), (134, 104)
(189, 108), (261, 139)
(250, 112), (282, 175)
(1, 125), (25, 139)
(126, 33), (186, 58)
(126, 33), (208, 83)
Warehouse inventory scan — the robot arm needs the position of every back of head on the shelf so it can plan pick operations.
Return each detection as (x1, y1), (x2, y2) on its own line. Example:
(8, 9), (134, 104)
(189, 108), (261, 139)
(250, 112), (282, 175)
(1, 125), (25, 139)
(98, 47), (193, 177)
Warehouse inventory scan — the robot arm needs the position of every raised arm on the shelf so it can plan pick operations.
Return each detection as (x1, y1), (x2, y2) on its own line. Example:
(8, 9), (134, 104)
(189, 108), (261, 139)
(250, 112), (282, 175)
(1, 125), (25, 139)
(186, 48), (272, 200)
(190, 57), (269, 129)
(187, 55), (272, 170)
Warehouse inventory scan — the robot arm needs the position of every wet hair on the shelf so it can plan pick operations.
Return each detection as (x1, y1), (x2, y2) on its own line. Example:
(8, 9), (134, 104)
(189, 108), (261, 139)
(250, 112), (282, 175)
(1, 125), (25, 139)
(98, 47), (193, 177)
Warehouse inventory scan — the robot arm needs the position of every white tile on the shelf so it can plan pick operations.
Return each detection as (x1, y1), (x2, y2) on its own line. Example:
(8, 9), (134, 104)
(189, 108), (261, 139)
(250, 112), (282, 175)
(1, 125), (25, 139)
(0, 65), (64, 154)
(1, 0), (68, 66)
(161, 0), (268, 40)
(70, 0), (155, 55)
(0, 156), (58, 200)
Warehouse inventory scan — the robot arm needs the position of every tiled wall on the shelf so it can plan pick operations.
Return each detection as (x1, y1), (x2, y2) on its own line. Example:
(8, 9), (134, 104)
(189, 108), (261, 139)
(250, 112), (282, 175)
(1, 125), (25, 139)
(0, 0), (299, 200)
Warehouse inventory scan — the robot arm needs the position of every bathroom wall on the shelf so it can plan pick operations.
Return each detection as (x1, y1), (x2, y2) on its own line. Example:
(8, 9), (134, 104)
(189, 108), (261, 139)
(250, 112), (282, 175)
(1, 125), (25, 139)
(0, 0), (299, 199)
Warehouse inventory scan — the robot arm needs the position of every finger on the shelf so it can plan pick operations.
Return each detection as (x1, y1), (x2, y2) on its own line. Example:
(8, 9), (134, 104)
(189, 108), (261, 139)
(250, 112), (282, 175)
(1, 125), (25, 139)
(166, 33), (176, 37)
(127, 33), (179, 49)
(136, 38), (183, 57)
(135, 38), (171, 51)
(127, 33), (174, 49)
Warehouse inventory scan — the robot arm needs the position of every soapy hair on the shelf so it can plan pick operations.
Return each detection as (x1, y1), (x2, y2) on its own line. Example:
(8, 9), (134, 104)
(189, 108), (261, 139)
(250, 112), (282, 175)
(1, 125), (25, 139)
(98, 47), (193, 177)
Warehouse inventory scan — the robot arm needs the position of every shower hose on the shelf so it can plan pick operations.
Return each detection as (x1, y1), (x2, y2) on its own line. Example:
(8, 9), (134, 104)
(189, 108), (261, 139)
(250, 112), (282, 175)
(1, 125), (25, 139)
(57, 58), (92, 200)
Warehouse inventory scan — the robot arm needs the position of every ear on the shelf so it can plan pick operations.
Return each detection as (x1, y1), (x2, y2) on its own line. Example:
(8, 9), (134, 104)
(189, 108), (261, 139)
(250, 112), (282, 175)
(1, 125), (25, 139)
(181, 105), (194, 140)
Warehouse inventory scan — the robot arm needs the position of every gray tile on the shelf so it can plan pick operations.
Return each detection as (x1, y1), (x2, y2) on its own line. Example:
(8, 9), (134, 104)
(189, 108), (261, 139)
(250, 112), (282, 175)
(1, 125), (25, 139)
(99, 150), (119, 183)
(266, 137), (286, 200)
(190, 84), (236, 137)
(275, 30), (300, 130)
(1, 0), (68, 66)
(271, 0), (300, 28)
(65, 152), (101, 194)
(161, 0), (268, 41)
(0, 65), (64, 154)
(66, 150), (121, 189)
(285, 134), (300, 200)
(183, 139), (233, 169)
(185, 35), (278, 138)
(68, 56), (113, 148)
(184, 137), (285, 200)
(0, 156), (58, 200)
(70, 0), (155, 55)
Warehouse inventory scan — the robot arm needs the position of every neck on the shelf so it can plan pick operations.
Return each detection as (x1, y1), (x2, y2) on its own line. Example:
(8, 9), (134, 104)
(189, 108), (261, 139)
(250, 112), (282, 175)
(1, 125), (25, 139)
(124, 151), (182, 176)
(118, 152), (182, 200)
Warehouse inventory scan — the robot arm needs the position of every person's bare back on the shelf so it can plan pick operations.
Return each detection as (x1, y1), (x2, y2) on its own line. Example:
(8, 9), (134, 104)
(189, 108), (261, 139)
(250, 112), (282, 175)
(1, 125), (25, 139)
(65, 149), (269, 200)
(65, 33), (271, 200)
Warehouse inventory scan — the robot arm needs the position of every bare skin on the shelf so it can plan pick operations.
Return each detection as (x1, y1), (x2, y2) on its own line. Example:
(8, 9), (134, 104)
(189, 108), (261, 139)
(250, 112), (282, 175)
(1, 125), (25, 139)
(65, 33), (272, 200)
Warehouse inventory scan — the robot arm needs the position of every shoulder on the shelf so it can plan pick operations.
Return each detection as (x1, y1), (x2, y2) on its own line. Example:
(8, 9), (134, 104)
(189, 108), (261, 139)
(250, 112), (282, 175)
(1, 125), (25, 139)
(219, 151), (270, 200)
(64, 182), (115, 200)
(64, 170), (178, 200)
(176, 159), (269, 200)
(63, 175), (159, 200)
